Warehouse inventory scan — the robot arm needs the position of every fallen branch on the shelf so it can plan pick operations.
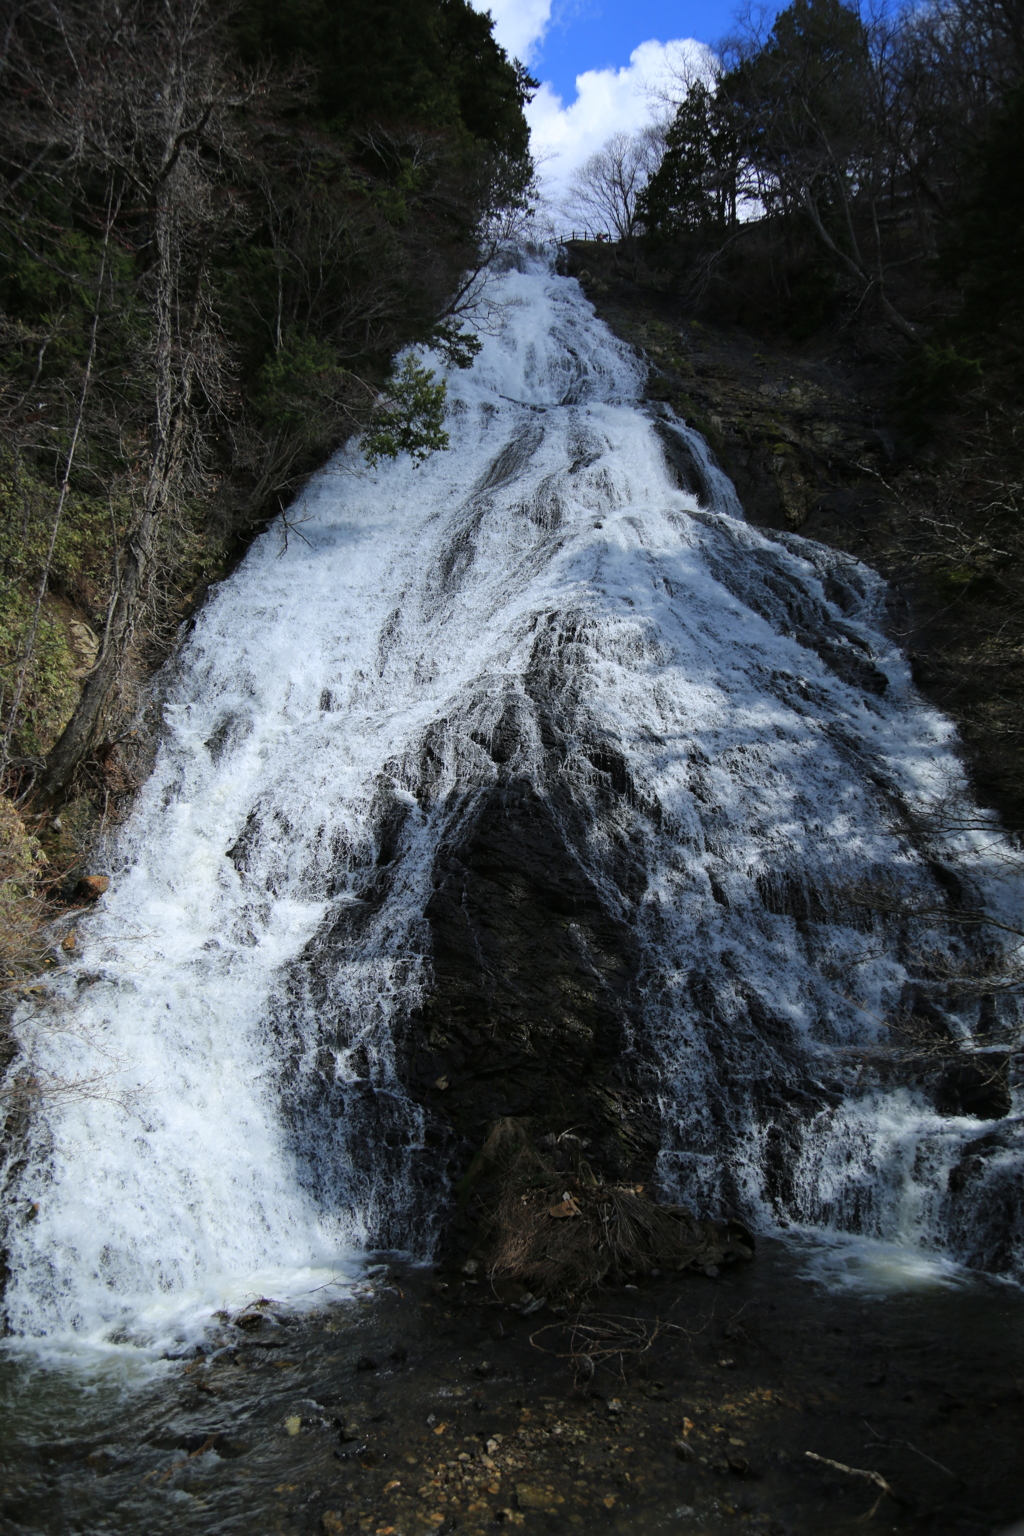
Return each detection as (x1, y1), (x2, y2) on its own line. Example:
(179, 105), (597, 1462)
(805, 1451), (895, 1496)
(805, 1451), (900, 1517)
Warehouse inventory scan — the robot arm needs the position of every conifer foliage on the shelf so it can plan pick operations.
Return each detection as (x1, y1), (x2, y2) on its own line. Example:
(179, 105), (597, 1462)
(639, 83), (738, 240)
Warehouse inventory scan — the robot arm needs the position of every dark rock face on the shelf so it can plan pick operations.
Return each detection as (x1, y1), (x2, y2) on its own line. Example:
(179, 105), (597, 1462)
(936, 1055), (1012, 1120)
(652, 418), (716, 503)
(942, 1119), (1024, 1272)
(411, 776), (660, 1184)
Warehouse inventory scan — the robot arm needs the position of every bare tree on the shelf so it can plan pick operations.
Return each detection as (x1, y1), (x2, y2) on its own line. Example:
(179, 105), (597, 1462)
(0, 0), (256, 797)
(562, 127), (665, 241)
(722, 0), (923, 341)
(650, 37), (722, 111)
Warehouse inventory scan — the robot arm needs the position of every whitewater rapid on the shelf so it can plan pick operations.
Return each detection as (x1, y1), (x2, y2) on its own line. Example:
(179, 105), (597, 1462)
(2, 250), (1020, 1352)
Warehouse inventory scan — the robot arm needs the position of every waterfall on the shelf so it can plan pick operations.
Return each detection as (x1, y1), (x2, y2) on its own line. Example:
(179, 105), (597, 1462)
(2, 249), (1021, 1353)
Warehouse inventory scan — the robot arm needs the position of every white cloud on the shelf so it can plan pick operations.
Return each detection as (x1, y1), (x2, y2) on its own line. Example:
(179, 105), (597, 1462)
(469, 5), (719, 214)
(527, 38), (717, 207)
(474, 0), (554, 62)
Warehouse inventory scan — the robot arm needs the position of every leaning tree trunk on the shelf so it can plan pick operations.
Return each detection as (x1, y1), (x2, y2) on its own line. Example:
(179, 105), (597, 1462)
(38, 496), (166, 799)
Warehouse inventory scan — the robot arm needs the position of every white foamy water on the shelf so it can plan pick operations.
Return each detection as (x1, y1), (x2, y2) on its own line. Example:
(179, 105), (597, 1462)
(2, 250), (1021, 1352)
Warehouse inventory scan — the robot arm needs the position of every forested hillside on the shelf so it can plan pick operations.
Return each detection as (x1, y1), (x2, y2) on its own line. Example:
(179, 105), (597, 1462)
(639, 0), (1021, 354)
(0, 0), (533, 974)
(575, 0), (1024, 828)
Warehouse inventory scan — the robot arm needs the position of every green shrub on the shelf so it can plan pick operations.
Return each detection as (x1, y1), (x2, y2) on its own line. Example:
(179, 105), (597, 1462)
(362, 357), (449, 466)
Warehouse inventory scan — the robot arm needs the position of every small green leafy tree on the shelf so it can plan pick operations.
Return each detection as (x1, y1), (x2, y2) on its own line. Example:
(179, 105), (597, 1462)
(362, 357), (449, 467)
(250, 333), (352, 444)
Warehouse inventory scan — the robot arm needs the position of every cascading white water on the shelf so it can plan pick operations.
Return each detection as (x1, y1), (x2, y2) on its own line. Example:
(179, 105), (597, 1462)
(2, 249), (1021, 1352)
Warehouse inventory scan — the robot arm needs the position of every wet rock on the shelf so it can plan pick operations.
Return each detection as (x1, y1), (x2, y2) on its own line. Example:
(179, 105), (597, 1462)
(727, 1454), (754, 1476)
(76, 875), (109, 900)
(652, 417), (716, 501)
(409, 760), (661, 1184)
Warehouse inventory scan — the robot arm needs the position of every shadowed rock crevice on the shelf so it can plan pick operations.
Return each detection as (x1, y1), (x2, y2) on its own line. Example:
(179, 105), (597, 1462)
(408, 774), (662, 1186)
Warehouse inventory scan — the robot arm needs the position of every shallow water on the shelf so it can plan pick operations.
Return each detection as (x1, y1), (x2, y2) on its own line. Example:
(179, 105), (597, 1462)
(2, 1240), (1022, 1535)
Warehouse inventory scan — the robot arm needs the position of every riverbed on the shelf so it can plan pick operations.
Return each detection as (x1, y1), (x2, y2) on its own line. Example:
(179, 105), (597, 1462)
(3, 1237), (1021, 1535)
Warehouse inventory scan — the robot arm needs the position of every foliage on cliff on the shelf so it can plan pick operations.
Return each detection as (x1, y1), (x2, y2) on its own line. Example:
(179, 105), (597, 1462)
(0, 0), (532, 814)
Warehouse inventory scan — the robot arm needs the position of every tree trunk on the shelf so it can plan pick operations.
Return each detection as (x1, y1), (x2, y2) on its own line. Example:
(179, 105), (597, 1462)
(799, 188), (921, 343)
(37, 500), (163, 798)
(40, 193), (192, 799)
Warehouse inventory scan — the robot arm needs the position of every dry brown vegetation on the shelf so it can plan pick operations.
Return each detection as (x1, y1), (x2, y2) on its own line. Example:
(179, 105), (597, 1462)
(464, 1119), (754, 1302)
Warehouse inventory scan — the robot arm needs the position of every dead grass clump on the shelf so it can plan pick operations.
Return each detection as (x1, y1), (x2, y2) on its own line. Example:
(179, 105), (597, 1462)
(466, 1118), (754, 1300)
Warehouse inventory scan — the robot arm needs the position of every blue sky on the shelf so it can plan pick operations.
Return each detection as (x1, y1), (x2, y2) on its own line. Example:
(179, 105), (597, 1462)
(473, 0), (770, 203)
(527, 1), (748, 102)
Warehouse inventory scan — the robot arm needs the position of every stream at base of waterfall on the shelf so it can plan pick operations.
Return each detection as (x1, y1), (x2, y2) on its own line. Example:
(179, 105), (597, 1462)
(1, 1241), (1023, 1535)
(0, 249), (1021, 1533)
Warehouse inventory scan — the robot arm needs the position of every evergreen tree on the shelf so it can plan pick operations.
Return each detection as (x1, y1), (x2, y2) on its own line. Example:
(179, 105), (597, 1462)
(638, 83), (738, 241)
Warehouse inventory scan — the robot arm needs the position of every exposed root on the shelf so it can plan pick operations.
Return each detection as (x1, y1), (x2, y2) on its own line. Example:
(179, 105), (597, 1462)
(528, 1310), (701, 1386)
